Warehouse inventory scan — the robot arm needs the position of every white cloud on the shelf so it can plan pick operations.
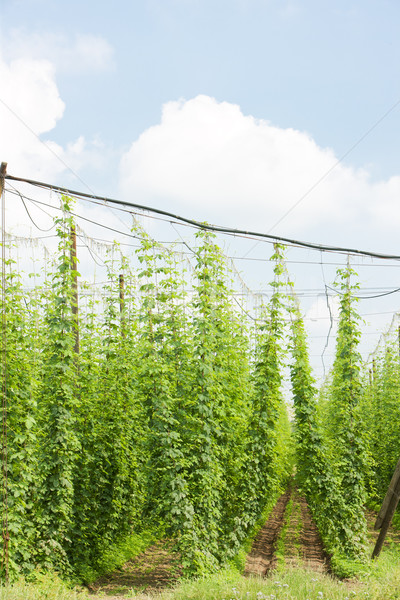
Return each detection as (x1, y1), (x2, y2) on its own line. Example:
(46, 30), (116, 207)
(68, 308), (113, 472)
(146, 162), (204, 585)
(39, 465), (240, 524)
(119, 95), (400, 251)
(0, 53), (67, 179)
(0, 49), (113, 243)
(5, 30), (115, 73)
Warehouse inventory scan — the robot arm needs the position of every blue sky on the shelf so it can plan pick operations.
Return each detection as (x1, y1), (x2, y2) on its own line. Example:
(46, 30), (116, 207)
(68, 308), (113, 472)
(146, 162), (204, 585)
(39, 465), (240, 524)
(2, 0), (400, 182)
(2, 0), (400, 377)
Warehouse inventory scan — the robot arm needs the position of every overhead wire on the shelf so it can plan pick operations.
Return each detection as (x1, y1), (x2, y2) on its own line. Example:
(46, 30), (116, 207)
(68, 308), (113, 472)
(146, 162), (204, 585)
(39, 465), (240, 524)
(6, 173), (400, 261)
(326, 283), (400, 300)
(6, 178), (400, 376)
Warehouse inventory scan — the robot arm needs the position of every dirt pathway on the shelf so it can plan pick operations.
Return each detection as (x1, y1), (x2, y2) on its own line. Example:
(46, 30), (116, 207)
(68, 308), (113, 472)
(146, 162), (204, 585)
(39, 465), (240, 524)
(298, 494), (330, 570)
(87, 539), (182, 599)
(244, 490), (291, 576)
(244, 488), (330, 577)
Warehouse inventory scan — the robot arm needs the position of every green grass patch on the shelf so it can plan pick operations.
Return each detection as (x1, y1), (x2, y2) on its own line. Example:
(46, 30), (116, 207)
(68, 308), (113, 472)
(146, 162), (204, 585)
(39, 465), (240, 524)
(0, 571), (88, 600)
(159, 566), (359, 600)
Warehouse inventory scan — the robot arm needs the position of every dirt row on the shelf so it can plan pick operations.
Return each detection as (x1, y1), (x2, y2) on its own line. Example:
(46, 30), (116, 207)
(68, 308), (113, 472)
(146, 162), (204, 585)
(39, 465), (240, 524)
(244, 488), (330, 577)
(87, 540), (182, 599)
(88, 489), (330, 597)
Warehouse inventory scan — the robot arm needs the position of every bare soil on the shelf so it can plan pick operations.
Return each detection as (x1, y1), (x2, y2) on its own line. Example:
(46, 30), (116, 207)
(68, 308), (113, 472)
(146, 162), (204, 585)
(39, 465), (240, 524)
(244, 490), (291, 576)
(244, 488), (330, 577)
(87, 539), (182, 599)
(298, 493), (330, 571)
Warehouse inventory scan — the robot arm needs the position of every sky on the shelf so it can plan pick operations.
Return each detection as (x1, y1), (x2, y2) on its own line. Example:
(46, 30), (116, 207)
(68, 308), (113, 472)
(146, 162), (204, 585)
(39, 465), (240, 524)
(1, 0), (400, 380)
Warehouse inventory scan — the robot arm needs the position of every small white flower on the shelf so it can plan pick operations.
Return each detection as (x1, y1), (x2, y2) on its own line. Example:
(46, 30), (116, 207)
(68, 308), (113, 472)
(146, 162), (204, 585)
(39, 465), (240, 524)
(283, 583), (289, 588)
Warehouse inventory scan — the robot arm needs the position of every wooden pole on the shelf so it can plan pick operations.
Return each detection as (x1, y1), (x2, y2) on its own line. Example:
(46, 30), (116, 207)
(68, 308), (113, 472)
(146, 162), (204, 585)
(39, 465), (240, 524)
(372, 457), (400, 558)
(398, 325), (400, 358)
(70, 224), (79, 354)
(0, 163), (7, 196)
(119, 274), (125, 337)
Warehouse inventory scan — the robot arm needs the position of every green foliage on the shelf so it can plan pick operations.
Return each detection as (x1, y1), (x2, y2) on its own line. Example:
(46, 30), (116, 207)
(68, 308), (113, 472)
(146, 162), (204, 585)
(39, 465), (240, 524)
(239, 245), (292, 538)
(0, 571), (88, 600)
(178, 230), (253, 572)
(359, 340), (400, 504)
(4, 201), (377, 582)
(288, 291), (324, 499)
(134, 230), (194, 548)
(35, 197), (81, 573)
(0, 263), (39, 579)
(303, 264), (368, 563)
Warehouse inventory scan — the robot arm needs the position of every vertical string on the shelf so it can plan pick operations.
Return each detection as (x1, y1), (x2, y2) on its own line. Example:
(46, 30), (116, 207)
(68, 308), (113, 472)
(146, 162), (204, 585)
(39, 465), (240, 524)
(1, 179), (9, 582)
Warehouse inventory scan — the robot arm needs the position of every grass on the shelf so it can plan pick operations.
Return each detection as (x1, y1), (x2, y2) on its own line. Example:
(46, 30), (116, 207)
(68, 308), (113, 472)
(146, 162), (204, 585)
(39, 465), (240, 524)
(157, 544), (400, 600)
(0, 571), (88, 600)
(158, 566), (363, 600)
(2, 546), (400, 600)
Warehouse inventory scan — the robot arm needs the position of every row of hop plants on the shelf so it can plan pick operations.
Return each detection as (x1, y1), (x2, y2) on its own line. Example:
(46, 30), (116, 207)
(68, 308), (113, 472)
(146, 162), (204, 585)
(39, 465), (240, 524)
(293, 265), (372, 573)
(4, 194), (394, 583)
(359, 324), (400, 506)
(0, 197), (294, 582)
(290, 261), (400, 575)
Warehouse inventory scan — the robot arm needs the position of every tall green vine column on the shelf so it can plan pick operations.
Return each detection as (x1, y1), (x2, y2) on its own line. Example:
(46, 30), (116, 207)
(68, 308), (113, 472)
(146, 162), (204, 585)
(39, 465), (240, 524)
(69, 283), (103, 571)
(36, 197), (80, 573)
(287, 288), (341, 552)
(182, 229), (251, 572)
(92, 251), (143, 555)
(0, 263), (38, 580)
(324, 264), (368, 557)
(240, 244), (291, 533)
(135, 231), (195, 553)
(359, 339), (400, 503)
(288, 292), (322, 498)
(289, 284), (330, 508)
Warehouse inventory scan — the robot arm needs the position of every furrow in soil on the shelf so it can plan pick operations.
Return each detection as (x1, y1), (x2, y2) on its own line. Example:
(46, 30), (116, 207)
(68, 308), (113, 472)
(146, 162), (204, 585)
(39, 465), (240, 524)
(244, 490), (291, 577)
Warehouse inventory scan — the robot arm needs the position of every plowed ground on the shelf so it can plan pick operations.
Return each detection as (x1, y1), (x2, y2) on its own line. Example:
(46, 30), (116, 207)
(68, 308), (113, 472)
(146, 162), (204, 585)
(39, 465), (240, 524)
(245, 488), (330, 577)
(87, 539), (182, 599)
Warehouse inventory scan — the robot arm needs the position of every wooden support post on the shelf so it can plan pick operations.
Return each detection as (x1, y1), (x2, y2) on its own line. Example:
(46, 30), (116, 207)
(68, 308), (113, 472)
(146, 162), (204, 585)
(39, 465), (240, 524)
(119, 274), (125, 337)
(398, 325), (400, 358)
(372, 457), (400, 558)
(0, 163), (7, 196)
(70, 224), (79, 354)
